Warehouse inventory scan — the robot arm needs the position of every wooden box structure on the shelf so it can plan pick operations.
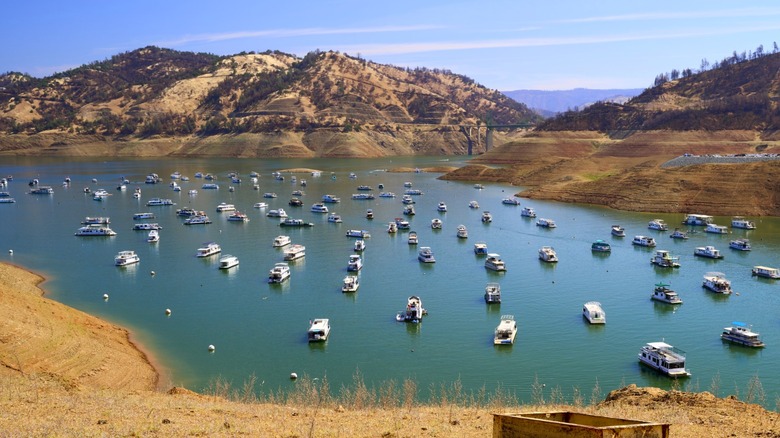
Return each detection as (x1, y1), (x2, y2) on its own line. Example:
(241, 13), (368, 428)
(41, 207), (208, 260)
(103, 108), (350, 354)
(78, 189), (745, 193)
(493, 411), (670, 438)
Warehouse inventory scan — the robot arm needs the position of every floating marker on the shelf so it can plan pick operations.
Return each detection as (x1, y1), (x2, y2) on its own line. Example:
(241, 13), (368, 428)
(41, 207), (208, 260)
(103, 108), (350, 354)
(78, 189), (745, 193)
(103, 294), (109, 300)
(150, 271), (156, 276)
(208, 344), (215, 352)
(165, 308), (172, 315)
(8, 249), (12, 254)
(290, 372), (298, 380)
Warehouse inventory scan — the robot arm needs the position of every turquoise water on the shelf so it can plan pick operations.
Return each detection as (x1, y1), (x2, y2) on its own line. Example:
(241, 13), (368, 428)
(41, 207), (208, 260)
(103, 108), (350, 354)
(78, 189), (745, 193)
(1, 156), (779, 404)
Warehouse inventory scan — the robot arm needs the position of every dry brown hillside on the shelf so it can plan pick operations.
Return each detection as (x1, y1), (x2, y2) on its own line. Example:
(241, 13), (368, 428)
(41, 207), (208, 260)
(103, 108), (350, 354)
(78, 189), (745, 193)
(442, 130), (780, 216)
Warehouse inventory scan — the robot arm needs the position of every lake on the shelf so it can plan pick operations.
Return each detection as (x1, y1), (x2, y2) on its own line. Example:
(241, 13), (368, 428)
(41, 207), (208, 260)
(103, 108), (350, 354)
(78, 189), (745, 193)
(1, 155), (779, 405)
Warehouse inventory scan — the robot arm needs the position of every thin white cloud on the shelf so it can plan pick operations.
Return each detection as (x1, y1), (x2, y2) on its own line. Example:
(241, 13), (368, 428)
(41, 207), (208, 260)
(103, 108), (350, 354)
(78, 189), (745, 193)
(155, 25), (443, 48)
(347, 24), (780, 56)
(557, 7), (780, 23)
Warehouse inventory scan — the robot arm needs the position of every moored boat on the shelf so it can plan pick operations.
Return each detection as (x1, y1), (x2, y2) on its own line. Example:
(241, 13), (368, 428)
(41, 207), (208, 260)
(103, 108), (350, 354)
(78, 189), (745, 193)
(648, 219), (668, 231)
(431, 218), (442, 229)
(638, 342), (690, 377)
(218, 254), (239, 269)
(279, 218), (314, 227)
(268, 263), (291, 283)
(307, 318), (330, 342)
(253, 202), (268, 209)
(82, 216), (111, 225)
(721, 322), (765, 347)
(502, 197), (520, 205)
(227, 211), (250, 222)
(272, 235), (291, 247)
(520, 206), (536, 218)
(632, 235), (656, 247)
(536, 218), (556, 228)
(481, 211), (492, 223)
(133, 212), (155, 220)
(283, 244), (306, 261)
(591, 240), (611, 252)
(418, 246), (435, 263)
(456, 224), (468, 238)
(538, 246), (558, 263)
(705, 223), (729, 234)
(669, 228), (688, 239)
(702, 272), (732, 294)
(147, 229), (160, 243)
(485, 253), (506, 271)
(484, 283), (501, 303)
(396, 295), (426, 322)
(266, 208), (288, 218)
(133, 223), (162, 230)
(493, 315), (517, 345)
(74, 225), (117, 236)
(469, 200), (480, 209)
(342, 276), (359, 293)
(437, 202), (448, 212)
(347, 254), (363, 271)
(611, 225), (626, 237)
(310, 203), (329, 213)
(694, 245), (723, 259)
(731, 216), (756, 230)
(327, 212), (343, 223)
(183, 215), (211, 225)
(651, 282), (683, 304)
(196, 242), (221, 257)
(474, 242), (488, 255)
(729, 239), (751, 251)
(682, 214), (713, 226)
(752, 265), (780, 279)
(582, 301), (605, 324)
(354, 239), (366, 252)
(650, 250), (680, 268)
(346, 229), (371, 238)
(407, 231), (418, 245)
(146, 198), (174, 206)
(114, 250), (140, 266)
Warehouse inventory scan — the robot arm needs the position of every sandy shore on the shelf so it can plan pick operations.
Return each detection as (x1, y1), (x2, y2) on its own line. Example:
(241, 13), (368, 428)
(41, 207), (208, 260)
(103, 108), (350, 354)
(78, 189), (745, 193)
(0, 262), (158, 391)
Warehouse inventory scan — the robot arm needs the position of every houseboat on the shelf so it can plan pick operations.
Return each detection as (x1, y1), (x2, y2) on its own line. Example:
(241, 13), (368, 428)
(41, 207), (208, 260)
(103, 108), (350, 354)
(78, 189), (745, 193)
(632, 235), (656, 247)
(538, 246), (558, 263)
(485, 253), (507, 271)
(502, 197), (520, 205)
(650, 250), (680, 268)
(310, 203), (329, 213)
(731, 216), (756, 230)
(493, 315), (518, 345)
(456, 224), (468, 238)
(484, 283), (501, 303)
(307, 319), (330, 342)
(752, 265), (780, 279)
(345, 229), (371, 238)
(702, 272), (733, 294)
(591, 240), (611, 252)
(196, 242), (221, 257)
(353, 239), (366, 252)
(651, 282), (683, 304)
(682, 214), (713, 226)
(418, 247), (436, 263)
(729, 239), (751, 251)
(611, 225), (626, 237)
(74, 225), (117, 236)
(283, 244), (306, 261)
(347, 254), (363, 271)
(431, 218), (442, 229)
(218, 254), (239, 270)
(638, 342), (691, 377)
(268, 263), (291, 283)
(279, 218), (314, 227)
(407, 231), (418, 245)
(705, 223), (729, 234)
(721, 322), (765, 347)
(648, 219), (669, 231)
(114, 250), (140, 266)
(341, 276), (359, 293)
(272, 235), (291, 247)
(521, 206), (536, 218)
(396, 295), (426, 323)
(536, 218), (556, 228)
(694, 246), (723, 259)
(474, 242), (488, 255)
(669, 228), (688, 239)
(582, 301), (606, 324)
(481, 211), (493, 223)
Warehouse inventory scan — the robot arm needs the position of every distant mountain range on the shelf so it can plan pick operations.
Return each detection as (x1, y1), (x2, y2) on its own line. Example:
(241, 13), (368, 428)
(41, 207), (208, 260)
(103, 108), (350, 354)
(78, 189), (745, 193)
(502, 88), (645, 116)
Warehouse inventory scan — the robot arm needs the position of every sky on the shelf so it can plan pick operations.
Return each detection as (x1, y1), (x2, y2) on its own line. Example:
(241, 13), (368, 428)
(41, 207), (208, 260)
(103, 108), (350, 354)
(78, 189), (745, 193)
(4, 1), (780, 91)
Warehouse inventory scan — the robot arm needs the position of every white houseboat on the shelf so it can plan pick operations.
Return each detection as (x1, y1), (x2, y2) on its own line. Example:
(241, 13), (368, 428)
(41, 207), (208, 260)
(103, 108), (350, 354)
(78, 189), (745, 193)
(729, 239), (751, 251)
(396, 295), (426, 323)
(536, 218), (556, 228)
(705, 223), (729, 234)
(538, 246), (558, 263)
(456, 224), (468, 238)
(521, 206), (536, 218)
(307, 318), (330, 342)
(283, 244), (306, 261)
(632, 235), (656, 247)
(347, 254), (363, 271)
(431, 218), (442, 229)
(682, 214), (713, 226)
(702, 272), (733, 294)
(342, 276), (360, 293)
(74, 225), (117, 236)
(218, 254), (239, 270)
(114, 250), (140, 266)
(648, 219), (669, 231)
(485, 253), (507, 271)
(582, 301), (606, 324)
(721, 322), (765, 347)
(272, 235), (291, 247)
(418, 247), (436, 263)
(268, 263), (291, 283)
(731, 216), (756, 230)
(650, 250), (680, 268)
(752, 265), (780, 279)
(694, 246), (723, 259)
(474, 242), (488, 255)
(651, 282), (683, 304)
(611, 225), (626, 237)
(493, 315), (518, 345)
(638, 342), (690, 377)
(196, 242), (221, 257)
(484, 283), (501, 303)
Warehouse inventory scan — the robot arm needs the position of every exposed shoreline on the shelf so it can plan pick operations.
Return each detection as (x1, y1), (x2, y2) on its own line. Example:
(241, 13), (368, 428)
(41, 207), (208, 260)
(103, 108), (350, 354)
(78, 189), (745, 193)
(0, 261), (159, 391)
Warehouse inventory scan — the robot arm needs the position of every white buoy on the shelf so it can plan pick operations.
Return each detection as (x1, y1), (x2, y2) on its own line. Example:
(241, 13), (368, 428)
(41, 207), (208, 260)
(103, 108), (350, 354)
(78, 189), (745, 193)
(103, 294), (109, 300)
(150, 270), (156, 276)
(290, 372), (298, 380)
(8, 249), (12, 254)
(208, 344), (215, 352)
(165, 308), (172, 315)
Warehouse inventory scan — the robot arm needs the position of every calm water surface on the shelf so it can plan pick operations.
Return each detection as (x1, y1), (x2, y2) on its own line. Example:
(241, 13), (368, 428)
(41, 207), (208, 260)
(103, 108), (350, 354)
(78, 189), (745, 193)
(1, 156), (779, 404)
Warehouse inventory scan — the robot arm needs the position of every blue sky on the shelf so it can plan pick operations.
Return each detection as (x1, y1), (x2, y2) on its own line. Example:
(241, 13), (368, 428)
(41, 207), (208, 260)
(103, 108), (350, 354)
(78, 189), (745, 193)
(4, 1), (780, 91)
